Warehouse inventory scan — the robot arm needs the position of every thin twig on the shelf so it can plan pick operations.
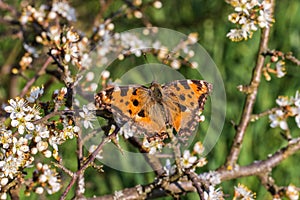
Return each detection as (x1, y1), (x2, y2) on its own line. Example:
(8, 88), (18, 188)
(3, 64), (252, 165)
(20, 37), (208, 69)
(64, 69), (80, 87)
(250, 107), (278, 122)
(186, 170), (205, 200)
(257, 173), (280, 196)
(75, 119), (84, 197)
(59, 129), (118, 200)
(19, 57), (53, 98)
(285, 52), (300, 66)
(33, 110), (74, 125)
(0, 0), (18, 16)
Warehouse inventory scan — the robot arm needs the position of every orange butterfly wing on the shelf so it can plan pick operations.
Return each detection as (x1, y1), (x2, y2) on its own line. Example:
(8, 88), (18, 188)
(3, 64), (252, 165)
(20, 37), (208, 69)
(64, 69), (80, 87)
(95, 85), (167, 135)
(162, 80), (212, 135)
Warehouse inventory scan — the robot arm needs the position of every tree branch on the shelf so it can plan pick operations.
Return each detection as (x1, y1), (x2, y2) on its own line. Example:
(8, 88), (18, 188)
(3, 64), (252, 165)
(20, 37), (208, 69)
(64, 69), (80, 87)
(86, 137), (300, 199)
(219, 137), (300, 181)
(225, 19), (273, 168)
(59, 130), (118, 200)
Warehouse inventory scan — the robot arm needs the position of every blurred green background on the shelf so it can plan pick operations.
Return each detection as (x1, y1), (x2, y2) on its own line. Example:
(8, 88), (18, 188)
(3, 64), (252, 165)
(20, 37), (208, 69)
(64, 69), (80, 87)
(1, 0), (300, 199)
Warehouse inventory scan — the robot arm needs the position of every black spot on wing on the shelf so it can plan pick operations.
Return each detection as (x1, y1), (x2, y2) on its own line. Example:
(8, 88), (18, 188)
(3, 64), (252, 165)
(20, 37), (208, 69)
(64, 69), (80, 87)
(138, 109), (146, 117)
(120, 87), (129, 97)
(179, 104), (187, 112)
(179, 94), (185, 101)
(132, 89), (138, 95)
(133, 99), (139, 106)
(178, 80), (191, 90)
(173, 84), (180, 91)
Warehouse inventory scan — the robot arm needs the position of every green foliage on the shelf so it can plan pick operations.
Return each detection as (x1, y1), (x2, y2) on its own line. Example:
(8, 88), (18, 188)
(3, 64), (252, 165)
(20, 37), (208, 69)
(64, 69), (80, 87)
(0, 0), (300, 199)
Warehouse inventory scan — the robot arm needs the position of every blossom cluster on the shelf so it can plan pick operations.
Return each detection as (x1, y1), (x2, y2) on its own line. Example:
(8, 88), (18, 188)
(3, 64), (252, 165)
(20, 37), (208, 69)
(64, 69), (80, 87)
(26, 163), (61, 195)
(226, 0), (274, 41)
(0, 87), (79, 197)
(17, 1), (79, 73)
(181, 141), (207, 169)
(269, 91), (300, 131)
(262, 50), (288, 80)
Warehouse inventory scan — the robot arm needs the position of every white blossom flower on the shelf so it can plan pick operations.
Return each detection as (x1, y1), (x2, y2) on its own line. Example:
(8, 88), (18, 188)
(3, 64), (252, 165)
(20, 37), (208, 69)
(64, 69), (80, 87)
(228, 13), (240, 23)
(226, 29), (247, 42)
(234, 183), (256, 200)
(0, 155), (19, 179)
(35, 125), (50, 139)
(51, 1), (76, 21)
(275, 61), (286, 78)
(142, 138), (163, 154)
(269, 110), (288, 130)
(193, 141), (204, 155)
(0, 177), (8, 186)
(292, 91), (300, 107)
(119, 124), (134, 139)
(198, 171), (221, 186)
(35, 187), (44, 194)
(4, 98), (29, 119)
(276, 96), (291, 107)
(286, 184), (299, 200)
(258, 10), (272, 28)
(292, 107), (300, 128)
(234, 0), (255, 16)
(26, 86), (44, 103)
(0, 128), (13, 149)
(35, 164), (61, 194)
(0, 192), (7, 200)
(181, 150), (197, 169)
(79, 105), (96, 129)
(204, 186), (224, 200)
(12, 137), (29, 156)
(4, 98), (38, 134)
(257, 1), (274, 28)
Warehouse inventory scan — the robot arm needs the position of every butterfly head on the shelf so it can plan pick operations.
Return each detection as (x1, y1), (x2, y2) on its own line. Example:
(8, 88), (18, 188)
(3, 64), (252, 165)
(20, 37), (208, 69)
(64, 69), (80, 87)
(150, 81), (163, 102)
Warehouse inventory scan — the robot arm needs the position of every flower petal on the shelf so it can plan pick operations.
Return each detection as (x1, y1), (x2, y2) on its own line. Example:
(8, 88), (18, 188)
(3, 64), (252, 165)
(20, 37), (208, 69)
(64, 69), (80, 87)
(18, 125), (25, 134)
(25, 122), (35, 130)
(11, 120), (19, 127)
(4, 106), (14, 113)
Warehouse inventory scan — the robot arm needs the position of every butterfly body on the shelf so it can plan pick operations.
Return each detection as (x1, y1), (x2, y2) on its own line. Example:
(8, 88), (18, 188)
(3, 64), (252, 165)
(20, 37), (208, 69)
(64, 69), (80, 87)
(95, 80), (212, 137)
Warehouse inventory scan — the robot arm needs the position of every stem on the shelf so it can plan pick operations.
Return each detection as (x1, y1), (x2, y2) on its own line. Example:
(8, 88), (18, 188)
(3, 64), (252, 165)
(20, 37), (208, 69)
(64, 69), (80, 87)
(59, 131), (117, 200)
(75, 119), (84, 197)
(19, 57), (52, 98)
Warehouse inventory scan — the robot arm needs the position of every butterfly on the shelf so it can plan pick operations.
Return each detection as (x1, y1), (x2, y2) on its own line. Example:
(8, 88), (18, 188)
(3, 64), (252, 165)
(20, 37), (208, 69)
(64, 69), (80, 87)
(95, 80), (212, 138)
